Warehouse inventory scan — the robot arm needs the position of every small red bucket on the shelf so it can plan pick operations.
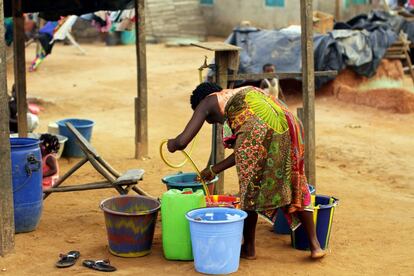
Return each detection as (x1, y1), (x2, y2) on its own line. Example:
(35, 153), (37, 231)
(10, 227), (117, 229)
(206, 195), (240, 209)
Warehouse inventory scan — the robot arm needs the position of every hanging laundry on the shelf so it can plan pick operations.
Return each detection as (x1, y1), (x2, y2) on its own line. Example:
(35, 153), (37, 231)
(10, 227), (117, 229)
(110, 9), (135, 32)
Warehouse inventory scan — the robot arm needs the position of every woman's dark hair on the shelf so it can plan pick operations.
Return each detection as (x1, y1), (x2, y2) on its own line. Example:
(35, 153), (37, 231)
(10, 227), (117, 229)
(190, 82), (222, 110)
(40, 133), (60, 154)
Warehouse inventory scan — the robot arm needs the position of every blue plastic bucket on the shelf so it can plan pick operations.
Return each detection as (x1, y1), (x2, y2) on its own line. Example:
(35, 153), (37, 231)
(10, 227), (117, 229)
(274, 185), (315, 234)
(162, 172), (218, 195)
(10, 138), (43, 233)
(121, 30), (136, 45)
(186, 207), (247, 275)
(291, 195), (338, 250)
(57, 118), (94, 157)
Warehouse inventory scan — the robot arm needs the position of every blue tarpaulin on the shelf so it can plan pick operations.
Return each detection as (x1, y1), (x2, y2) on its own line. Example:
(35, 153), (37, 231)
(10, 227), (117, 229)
(223, 23), (397, 89)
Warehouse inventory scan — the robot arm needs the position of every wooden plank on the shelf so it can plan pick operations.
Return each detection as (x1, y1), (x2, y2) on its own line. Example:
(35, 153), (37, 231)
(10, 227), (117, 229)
(226, 70), (338, 81)
(404, 47), (414, 83)
(399, 33), (414, 83)
(300, 0), (316, 187)
(211, 50), (233, 194)
(44, 182), (117, 193)
(66, 122), (99, 157)
(132, 186), (155, 199)
(192, 42), (241, 52)
(384, 54), (406, 59)
(0, 0), (15, 255)
(335, 0), (341, 21)
(297, 107), (304, 124)
(114, 169), (145, 185)
(403, 65), (414, 72)
(43, 157), (88, 199)
(387, 46), (405, 52)
(12, 0), (27, 137)
(135, 0), (149, 159)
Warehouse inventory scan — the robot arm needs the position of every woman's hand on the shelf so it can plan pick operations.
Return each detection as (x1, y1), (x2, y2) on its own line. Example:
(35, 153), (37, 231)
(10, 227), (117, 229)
(167, 139), (177, 153)
(198, 166), (216, 182)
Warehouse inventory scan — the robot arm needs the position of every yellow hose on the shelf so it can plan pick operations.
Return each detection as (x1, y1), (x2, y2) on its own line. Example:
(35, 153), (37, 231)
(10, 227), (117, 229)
(160, 139), (212, 202)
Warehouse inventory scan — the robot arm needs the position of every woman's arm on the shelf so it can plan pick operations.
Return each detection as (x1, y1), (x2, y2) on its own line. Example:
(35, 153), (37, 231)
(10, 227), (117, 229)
(43, 156), (57, 177)
(199, 153), (235, 181)
(212, 153), (235, 173)
(168, 97), (213, 152)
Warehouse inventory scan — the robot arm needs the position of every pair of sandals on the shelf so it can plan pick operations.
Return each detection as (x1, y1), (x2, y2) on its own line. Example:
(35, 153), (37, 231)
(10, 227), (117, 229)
(56, 251), (116, 272)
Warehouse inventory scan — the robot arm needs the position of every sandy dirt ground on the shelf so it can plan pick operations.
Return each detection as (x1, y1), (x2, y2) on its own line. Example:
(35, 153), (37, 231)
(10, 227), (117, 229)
(0, 41), (413, 275)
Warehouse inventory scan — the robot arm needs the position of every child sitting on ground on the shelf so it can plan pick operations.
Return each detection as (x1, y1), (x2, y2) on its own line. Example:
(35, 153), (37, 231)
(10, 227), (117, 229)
(40, 134), (60, 190)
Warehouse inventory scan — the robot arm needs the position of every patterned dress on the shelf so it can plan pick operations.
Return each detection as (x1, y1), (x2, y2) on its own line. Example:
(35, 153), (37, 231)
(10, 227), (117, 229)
(223, 87), (311, 229)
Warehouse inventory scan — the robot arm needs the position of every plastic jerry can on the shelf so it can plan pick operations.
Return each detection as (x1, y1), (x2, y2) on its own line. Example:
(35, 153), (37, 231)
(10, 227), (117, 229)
(161, 188), (206, 260)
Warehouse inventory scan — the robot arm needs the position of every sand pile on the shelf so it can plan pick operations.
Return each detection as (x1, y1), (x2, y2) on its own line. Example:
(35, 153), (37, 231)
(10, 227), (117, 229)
(319, 59), (414, 113)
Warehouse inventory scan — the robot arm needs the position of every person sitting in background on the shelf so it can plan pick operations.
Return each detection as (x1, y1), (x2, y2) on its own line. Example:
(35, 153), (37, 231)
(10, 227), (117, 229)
(8, 84), (39, 133)
(260, 63), (285, 101)
(8, 86), (18, 133)
(40, 134), (60, 190)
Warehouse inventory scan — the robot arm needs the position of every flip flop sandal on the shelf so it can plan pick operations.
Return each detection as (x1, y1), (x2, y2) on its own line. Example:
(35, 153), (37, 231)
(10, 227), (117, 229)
(82, 259), (117, 272)
(56, 251), (80, 268)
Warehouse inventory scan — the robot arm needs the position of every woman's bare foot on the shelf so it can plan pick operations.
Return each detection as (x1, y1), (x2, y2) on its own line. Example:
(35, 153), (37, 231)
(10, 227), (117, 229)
(310, 248), (326, 259)
(240, 244), (256, 260)
(309, 239), (326, 259)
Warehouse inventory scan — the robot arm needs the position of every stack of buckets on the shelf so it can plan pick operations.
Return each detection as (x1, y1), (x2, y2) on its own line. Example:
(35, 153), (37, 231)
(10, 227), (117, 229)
(162, 183), (247, 274)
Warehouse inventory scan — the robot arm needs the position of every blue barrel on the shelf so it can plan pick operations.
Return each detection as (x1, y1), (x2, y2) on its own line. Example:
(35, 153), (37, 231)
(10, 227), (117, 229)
(186, 207), (247, 275)
(57, 118), (94, 157)
(291, 195), (338, 250)
(10, 138), (43, 233)
(274, 185), (315, 234)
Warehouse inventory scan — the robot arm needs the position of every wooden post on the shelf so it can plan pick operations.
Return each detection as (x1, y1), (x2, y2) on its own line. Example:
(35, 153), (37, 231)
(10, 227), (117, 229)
(190, 42), (241, 194)
(297, 107), (304, 124)
(383, 0), (391, 13)
(134, 0), (148, 159)
(335, 0), (341, 21)
(300, 0), (316, 187)
(212, 51), (229, 194)
(0, 0), (15, 255)
(12, 0), (28, 137)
